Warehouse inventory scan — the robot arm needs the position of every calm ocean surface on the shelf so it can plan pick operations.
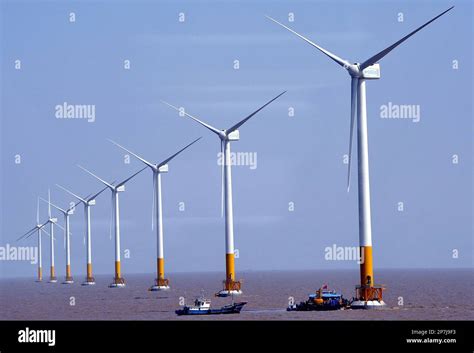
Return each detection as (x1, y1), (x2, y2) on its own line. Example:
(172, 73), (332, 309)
(1, 269), (472, 320)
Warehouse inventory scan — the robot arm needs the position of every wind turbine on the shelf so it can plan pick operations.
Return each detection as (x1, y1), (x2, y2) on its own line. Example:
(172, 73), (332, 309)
(40, 197), (81, 284)
(108, 137), (201, 291)
(162, 91), (286, 296)
(16, 198), (50, 282)
(56, 184), (109, 285)
(267, 6), (454, 308)
(77, 165), (147, 287)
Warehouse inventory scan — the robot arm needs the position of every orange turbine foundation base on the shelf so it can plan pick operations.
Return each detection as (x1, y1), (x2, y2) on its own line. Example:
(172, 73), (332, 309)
(85, 263), (95, 282)
(154, 258), (169, 286)
(223, 253), (241, 291)
(66, 265), (71, 278)
(357, 245), (386, 302)
(157, 258), (165, 280)
(50, 266), (56, 279)
(113, 261), (124, 284)
(359, 246), (374, 287)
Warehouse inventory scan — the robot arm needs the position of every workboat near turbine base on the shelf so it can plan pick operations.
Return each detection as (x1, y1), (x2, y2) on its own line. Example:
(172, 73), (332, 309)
(175, 296), (247, 316)
(287, 285), (349, 311)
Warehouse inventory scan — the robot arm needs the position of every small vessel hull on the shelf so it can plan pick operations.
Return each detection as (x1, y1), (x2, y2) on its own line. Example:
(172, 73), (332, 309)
(176, 302), (247, 316)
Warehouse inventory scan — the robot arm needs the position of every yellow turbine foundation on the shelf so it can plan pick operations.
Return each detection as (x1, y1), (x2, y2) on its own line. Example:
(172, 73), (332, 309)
(50, 266), (55, 279)
(223, 253), (241, 291)
(154, 258), (169, 287)
(66, 265), (71, 279)
(115, 261), (121, 279)
(38, 267), (42, 281)
(157, 258), (165, 280)
(359, 246), (374, 287)
(86, 263), (93, 280)
(226, 253), (235, 281)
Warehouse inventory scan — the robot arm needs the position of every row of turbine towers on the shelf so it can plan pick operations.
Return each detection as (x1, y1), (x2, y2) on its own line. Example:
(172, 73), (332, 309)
(17, 6), (453, 304)
(18, 92), (285, 295)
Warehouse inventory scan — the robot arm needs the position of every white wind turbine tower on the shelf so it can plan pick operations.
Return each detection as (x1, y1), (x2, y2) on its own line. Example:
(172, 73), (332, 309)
(267, 6), (454, 308)
(40, 197), (81, 284)
(45, 189), (61, 283)
(56, 184), (109, 285)
(108, 137), (202, 291)
(78, 165), (147, 287)
(162, 91), (286, 297)
(16, 198), (51, 282)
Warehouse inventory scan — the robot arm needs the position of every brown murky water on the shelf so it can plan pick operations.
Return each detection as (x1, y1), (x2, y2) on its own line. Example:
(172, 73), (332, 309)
(1, 269), (472, 320)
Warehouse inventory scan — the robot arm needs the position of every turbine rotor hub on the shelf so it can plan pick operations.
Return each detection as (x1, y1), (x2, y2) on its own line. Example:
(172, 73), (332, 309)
(346, 63), (361, 77)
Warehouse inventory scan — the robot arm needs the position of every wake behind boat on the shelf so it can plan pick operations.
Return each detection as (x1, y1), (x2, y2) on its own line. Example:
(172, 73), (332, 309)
(175, 296), (247, 316)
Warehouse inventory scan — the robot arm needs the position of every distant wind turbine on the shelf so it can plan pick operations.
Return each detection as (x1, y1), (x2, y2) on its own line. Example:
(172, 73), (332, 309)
(109, 137), (201, 291)
(16, 198), (51, 282)
(56, 184), (109, 285)
(162, 91), (286, 296)
(77, 165), (147, 287)
(40, 197), (81, 284)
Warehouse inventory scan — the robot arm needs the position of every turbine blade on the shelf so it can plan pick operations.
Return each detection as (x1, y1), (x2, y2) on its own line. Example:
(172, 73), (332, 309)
(158, 137), (202, 167)
(41, 229), (55, 240)
(227, 91), (287, 133)
(55, 222), (66, 232)
(17, 226), (37, 242)
(161, 100), (222, 136)
(77, 165), (114, 189)
(56, 184), (86, 203)
(25, 229), (40, 240)
(89, 185), (111, 201)
(347, 77), (358, 192)
(66, 199), (82, 213)
(48, 189), (52, 218)
(36, 198), (40, 224)
(266, 15), (350, 68)
(38, 226), (50, 238)
(220, 140), (224, 218)
(108, 139), (156, 170)
(116, 166), (147, 187)
(39, 197), (66, 214)
(359, 6), (454, 70)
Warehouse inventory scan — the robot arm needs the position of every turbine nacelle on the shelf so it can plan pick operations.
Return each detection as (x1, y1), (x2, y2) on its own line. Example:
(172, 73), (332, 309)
(360, 63), (381, 79)
(158, 164), (169, 173)
(87, 199), (96, 206)
(345, 63), (381, 79)
(226, 129), (240, 141)
(49, 217), (58, 223)
(116, 185), (125, 192)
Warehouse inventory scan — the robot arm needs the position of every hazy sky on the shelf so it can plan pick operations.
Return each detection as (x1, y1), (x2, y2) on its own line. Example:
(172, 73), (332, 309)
(1, 0), (472, 279)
